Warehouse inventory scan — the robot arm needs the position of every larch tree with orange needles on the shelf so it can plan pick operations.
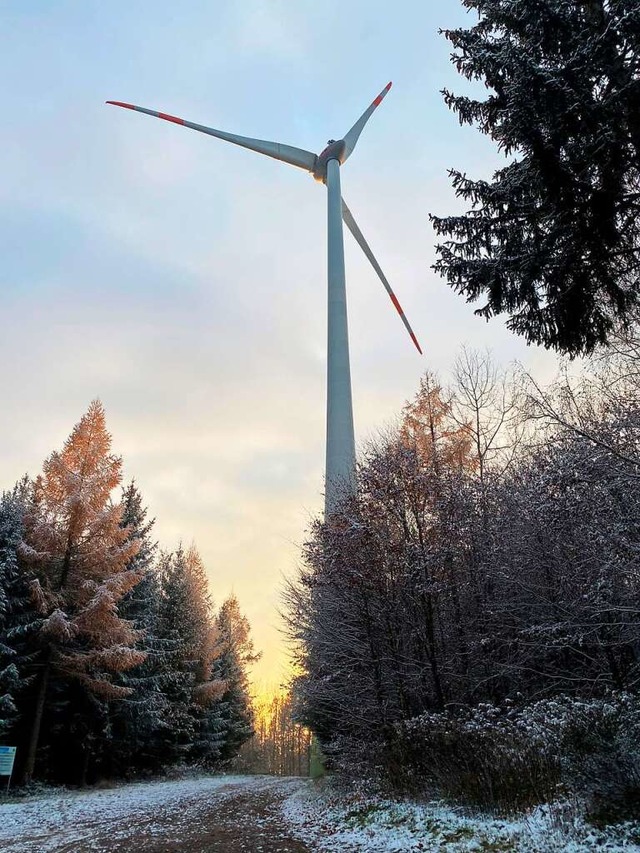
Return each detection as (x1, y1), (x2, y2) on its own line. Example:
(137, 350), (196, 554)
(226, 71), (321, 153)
(18, 400), (145, 783)
(400, 371), (476, 476)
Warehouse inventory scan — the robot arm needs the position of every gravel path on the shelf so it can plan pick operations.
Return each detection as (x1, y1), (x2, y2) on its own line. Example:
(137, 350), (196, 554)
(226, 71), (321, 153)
(0, 775), (312, 852)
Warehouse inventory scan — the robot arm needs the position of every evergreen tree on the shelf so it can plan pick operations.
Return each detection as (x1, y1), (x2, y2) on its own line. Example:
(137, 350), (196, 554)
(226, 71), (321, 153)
(431, 0), (640, 355)
(107, 481), (168, 777)
(151, 548), (196, 765)
(0, 485), (36, 738)
(18, 400), (146, 782)
(182, 547), (226, 767)
(188, 616), (227, 767)
(213, 595), (259, 762)
(119, 481), (157, 595)
(155, 546), (225, 767)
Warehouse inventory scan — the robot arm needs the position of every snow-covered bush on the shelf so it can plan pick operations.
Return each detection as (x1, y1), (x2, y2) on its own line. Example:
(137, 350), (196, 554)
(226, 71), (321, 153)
(390, 703), (562, 811)
(387, 694), (640, 817)
(556, 693), (640, 823)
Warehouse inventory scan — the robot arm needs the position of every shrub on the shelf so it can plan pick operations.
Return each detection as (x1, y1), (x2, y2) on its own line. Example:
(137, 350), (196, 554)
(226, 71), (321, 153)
(381, 694), (640, 817)
(388, 703), (562, 812)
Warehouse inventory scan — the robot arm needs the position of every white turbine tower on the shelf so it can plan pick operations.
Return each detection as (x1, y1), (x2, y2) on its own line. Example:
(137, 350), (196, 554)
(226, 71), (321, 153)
(107, 83), (421, 514)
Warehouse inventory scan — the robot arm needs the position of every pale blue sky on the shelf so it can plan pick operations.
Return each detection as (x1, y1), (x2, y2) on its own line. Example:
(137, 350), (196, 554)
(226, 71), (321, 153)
(0, 1), (558, 684)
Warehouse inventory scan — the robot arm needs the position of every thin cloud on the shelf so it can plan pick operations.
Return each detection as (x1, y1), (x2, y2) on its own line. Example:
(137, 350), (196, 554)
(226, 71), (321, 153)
(229, 1), (309, 61)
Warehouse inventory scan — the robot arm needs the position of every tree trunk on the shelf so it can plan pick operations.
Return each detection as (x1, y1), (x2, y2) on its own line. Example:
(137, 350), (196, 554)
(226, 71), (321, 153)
(80, 745), (91, 787)
(21, 653), (51, 784)
(58, 533), (74, 590)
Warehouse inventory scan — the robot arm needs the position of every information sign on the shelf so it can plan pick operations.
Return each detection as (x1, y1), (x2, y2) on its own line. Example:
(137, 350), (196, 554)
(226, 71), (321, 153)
(0, 747), (16, 776)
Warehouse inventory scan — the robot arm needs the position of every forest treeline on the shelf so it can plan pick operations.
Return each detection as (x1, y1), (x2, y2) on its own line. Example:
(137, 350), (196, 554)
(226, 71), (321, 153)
(286, 327), (640, 818)
(0, 401), (257, 786)
(237, 687), (312, 777)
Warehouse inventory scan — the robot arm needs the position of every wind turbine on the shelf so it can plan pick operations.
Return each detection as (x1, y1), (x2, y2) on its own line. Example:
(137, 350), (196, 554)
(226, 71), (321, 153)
(107, 83), (421, 514)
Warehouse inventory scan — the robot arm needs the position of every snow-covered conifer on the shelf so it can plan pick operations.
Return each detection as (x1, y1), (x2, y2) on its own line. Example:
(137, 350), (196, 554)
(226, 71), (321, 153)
(212, 595), (259, 762)
(155, 545), (226, 767)
(0, 485), (37, 737)
(431, 0), (640, 355)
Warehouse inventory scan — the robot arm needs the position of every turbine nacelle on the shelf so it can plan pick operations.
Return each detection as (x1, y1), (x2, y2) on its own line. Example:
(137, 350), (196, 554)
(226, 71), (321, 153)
(313, 139), (347, 183)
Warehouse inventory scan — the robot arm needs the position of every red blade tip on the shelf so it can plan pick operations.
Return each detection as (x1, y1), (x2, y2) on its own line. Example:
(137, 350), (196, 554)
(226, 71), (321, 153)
(106, 101), (135, 109)
(373, 83), (393, 107)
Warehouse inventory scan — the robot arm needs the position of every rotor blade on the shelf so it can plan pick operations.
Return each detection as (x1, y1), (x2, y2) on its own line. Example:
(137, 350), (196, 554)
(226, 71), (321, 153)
(106, 101), (318, 173)
(341, 82), (392, 162)
(342, 199), (422, 354)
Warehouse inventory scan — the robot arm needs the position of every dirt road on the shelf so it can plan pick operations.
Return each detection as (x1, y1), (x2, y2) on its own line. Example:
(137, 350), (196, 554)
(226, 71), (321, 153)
(0, 775), (312, 852)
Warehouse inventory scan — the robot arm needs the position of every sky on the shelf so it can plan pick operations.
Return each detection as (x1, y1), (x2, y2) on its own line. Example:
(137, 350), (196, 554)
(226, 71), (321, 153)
(0, 1), (559, 687)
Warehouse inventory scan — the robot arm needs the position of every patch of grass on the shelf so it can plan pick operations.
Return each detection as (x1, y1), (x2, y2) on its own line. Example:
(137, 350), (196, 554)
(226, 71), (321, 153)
(343, 803), (385, 827)
(441, 825), (475, 842)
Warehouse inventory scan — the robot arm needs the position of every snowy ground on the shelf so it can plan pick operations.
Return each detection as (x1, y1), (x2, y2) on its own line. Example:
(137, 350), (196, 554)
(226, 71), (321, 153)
(2, 774), (640, 852)
(283, 782), (640, 852)
(0, 775), (309, 852)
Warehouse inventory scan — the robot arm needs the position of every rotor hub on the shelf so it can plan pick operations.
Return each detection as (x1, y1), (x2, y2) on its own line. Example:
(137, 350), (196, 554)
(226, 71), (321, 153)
(313, 139), (346, 182)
